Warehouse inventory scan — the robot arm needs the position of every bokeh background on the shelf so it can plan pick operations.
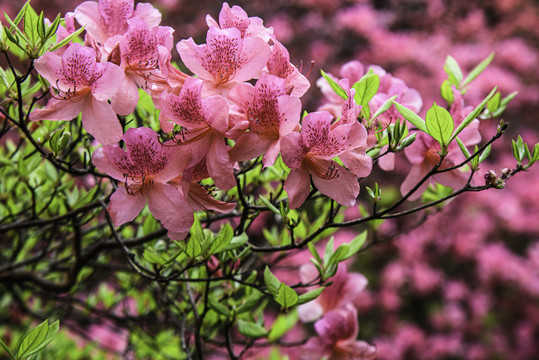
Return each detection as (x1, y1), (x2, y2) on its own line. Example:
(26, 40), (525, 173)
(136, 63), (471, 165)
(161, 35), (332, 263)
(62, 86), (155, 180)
(2, 0), (538, 358)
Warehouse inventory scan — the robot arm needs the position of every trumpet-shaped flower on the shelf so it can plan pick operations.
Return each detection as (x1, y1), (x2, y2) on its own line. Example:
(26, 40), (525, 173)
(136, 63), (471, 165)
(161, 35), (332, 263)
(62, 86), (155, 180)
(74, 0), (161, 44)
(92, 127), (193, 239)
(228, 73), (301, 167)
(30, 43), (124, 145)
(176, 26), (270, 95)
(205, 2), (273, 42)
(281, 111), (371, 208)
(161, 77), (236, 190)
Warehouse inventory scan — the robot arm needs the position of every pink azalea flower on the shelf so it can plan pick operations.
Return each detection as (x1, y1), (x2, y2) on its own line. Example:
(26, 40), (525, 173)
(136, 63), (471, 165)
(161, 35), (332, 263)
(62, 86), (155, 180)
(281, 111), (371, 208)
(92, 127), (193, 240)
(176, 26), (271, 95)
(108, 18), (175, 115)
(205, 2), (273, 42)
(161, 77), (236, 190)
(228, 73), (302, 167)
(30, 43), (124, 145)
(301, 305), (377, 360)
(298, 264), (368, 323)
(74, 0), (161, 44)
(265, 39), (311, 97)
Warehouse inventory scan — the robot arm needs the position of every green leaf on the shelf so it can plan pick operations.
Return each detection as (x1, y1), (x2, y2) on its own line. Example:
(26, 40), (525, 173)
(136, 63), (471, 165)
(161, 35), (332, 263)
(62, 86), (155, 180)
(13, 1), (30, 25)
(393, 101), (427, 133)
(24, 4), (39, 46)
(237, 320), (267, 338)
(259, 195), (279, 215)
(478, 144), (491, 164)
(323, 237), (335, 265)
(223, 233), (248, 251)
(425, 103), (454, 147)
(440, 80), (455, 105)
(342, 231), (367, 260)
(268, 310), (298, 341)
(17, 320), (49, 359)
(320, 70), (347, 100)
(36, 11), (45, 41)
(236, 290), (264, 314)
(27, 320), (59, 357)
(532, 143), (539, 163)
(297, 287), (325, 305)
(487, 92), (501, 114)
(462, 52), (494, 87)
(327, 244), (349, 268)
(371, 95), (397, 120)
(455, 137), (471, 158)
(444, 55), (463, 86)
(275, 283), (298, 308)
(307, 242), (322, 265)
(44, 14), (61, 40)
(353, 73), (380, 106)
(185, 234), (203, 258)
(208, 297), (230, 317)
(264, 267), (280, 296)
(450, 87), (497, 143)
(48, 25), (85, 52)
(209, 223), (233, 254)
(143, 247), (169, 266)
(491, 91), (518, 118)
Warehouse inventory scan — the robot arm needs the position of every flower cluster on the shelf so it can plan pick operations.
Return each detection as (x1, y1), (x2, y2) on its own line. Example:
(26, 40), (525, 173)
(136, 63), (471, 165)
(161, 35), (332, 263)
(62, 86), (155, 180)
(30, 0), (374, 239)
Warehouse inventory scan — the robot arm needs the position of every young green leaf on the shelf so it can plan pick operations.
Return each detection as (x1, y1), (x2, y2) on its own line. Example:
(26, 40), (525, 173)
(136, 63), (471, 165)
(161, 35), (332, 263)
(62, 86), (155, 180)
(264, 266), (280, 296)
(238, 320), (267, 338)
(487, 92), (501, 114)
(222, 233), (248, 251)
(393, 101), (428, 133)
(275, 283), (299, 308)
(371, 95), (397, 120)
(297, 287), (325, 305)
(48, 26), (85, 52)
(353, 73), (380, 106)
(259, 195), (280, 215)
(462, 52), (495, 88)
(444, 55), (463, 86)
(450, 87), (497, 143)
(25, 320), (59, 358)
(185, 235), (203, 258)
(455, 137), (471, 158)
(143, 247), (169, 266)
(17, 320), (49, 359)
(440, 80), (454, 105)
(491, 91), (518, 118)
(320, 70), (347, 100)
(342, 231), (367, 260)
(208, 297), (230, 317)
(209, 223), (233, 254)
(478, 144), (491, 164)
(425, 103), (454, 147)
(268, 310), (298, 341)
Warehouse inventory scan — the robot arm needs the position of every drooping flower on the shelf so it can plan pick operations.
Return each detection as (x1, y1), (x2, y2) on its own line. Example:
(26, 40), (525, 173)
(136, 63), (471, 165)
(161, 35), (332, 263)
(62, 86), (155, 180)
(265, 39), (310, 97)
(74, 0), (161, 44)
(205, 2), (273, 42)
(301, 305), (377, 360)
(30, 43), (124, 145)
(228, 73), (301, 167)
(92, 127), (193, 239)
(176, 26), (271, 95)
(161, 77), (236, 190)
(281, 111), (372, 209)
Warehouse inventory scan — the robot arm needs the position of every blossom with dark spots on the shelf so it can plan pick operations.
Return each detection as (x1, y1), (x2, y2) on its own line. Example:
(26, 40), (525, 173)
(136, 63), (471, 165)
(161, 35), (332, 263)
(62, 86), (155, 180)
(92, 127), (193, 239)
(281, 111), (371, 208)
(30, 43), (124, 145)
(176, 26), (270, 95)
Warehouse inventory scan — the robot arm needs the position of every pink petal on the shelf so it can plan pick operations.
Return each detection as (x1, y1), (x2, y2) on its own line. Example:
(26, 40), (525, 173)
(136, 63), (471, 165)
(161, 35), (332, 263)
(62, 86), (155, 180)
(108, 186), (146, 227)
(281, 132), (305, 169)
(74, 1), (107, 43)
(203, 95), (229, 134)
(154, 143), (192, 183)
(206, 138), (236, 190)
(339, 148), (373, 178)
(33, 51), (63, 89)
(82, 97), (123, 145)
(91, 146), (126, 181)
(233, 36), (271, 82)
(278, 96), (302, 136)
(134, 2), (161, 28)
(147, 183), (194, 239)
(176, 38), (213, 81)
(284, 165), (311, 209)
(340, 60), (365, 83)
(229, 131), (270, 162)
(262, 140), (281, 167)
(98, 0), (133, 38)
(29, 97), (84, 122)
(91, 62), (124, 101)
(400, 163), (431, 200)
(311, 162), (359, 207)
(110, 74), (139, 115)
(301, 111), (334, 149)
(433, 169), (469, 191)
(187, 183), (236, 213)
